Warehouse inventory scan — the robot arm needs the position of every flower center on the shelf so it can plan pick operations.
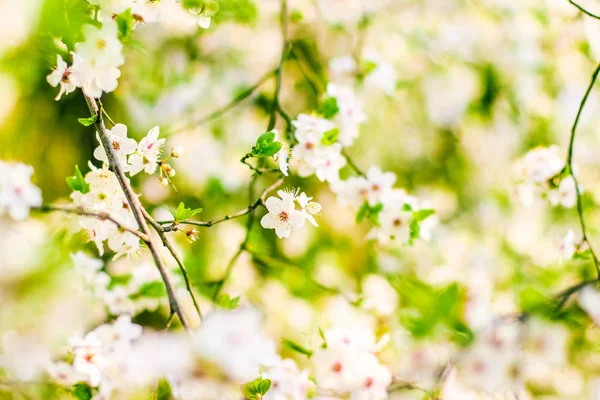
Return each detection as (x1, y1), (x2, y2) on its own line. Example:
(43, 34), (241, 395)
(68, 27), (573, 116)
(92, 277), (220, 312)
(278, 211), (289, 222)
(393, 218), (402, 227)
(112, 141), (120, 151)
(305, 142), (314, 150)
(371, 183), (380, 192)
(96, 39), (107, 49)
(332, 362), (342, 373)
(364, 377), (374, 388)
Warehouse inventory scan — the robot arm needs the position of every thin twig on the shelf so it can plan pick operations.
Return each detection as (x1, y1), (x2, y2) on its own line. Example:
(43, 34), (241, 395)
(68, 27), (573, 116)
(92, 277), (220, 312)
(565, 62), (600, 279)
(84, 95), (189, 330)
(37, 204), (151, 242)
(170, 70), (275, 135)
(159, 177), (284, 231)
(342, 149), (366, 177)
(267, 0), (289, 132)
(567, 0), (600, 20)
(142, 208), (203, 322)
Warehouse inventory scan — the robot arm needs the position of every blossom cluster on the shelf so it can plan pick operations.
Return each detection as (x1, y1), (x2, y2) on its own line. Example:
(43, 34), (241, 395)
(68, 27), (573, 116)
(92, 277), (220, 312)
(0, 160), (42, 220)
(260, 189), (321, 239)
(513, 145), (577, 208)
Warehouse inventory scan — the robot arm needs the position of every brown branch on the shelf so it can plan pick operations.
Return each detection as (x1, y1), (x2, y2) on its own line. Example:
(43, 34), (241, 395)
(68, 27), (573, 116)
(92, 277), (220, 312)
(159, 177), (284, 231)
(84, 95), (189, 330)
(37, 204), (151, 242)
(142, 208), (203, 322)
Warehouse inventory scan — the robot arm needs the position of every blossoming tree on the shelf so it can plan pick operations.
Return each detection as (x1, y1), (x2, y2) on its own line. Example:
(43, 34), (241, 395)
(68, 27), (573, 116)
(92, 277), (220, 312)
(3, 0), (600, 399)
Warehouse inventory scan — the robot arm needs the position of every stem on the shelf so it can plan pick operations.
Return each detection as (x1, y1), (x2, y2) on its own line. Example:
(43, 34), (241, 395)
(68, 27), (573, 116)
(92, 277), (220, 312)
(84, 95), (189, 330)
(567, 0), (600, 20)
(143, 209), (203, 322)
(37, 204), (150, 242)
(170, 69), (274, 135)
(565, 62), (600, 279)
(158, 177), (284, 231)
(267, 0), (289, 132)
(342, 149), (366, 177)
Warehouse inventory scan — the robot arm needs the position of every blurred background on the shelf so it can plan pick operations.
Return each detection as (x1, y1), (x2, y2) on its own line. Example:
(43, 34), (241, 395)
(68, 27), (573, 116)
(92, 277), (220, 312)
(3, 0), (600, 398)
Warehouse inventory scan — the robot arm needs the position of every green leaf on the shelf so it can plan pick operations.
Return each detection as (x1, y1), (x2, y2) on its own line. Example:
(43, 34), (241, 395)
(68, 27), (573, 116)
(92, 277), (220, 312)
(318, 327), (327, 347)
(281, 338), (313, 357)
(155, 379), (172, 400)
(573, 249), (591, 260)
(136, 281), (166, 298)
(182, 0), (204, 9)
(290, 8), (303, 22)
(321, 128), (339, 146)
(72, 383), (93, 400)
(215, 293), (240, 309)
(115, 8), (135, 41)
(172, 202), (203, 221)
(317, 97), (339, 119)
(355, 202), (383, 225)
(414, 208), (435, 222)
(250, 131), (282, 157)
(77, 115), (97, 126)
(66, 165), (90, 193)
(243, 377), (272, 399)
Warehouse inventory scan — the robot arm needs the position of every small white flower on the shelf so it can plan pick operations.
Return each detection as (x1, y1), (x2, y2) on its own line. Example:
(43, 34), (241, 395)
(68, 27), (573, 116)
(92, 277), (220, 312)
(549, 175), (577, 208)
(47, 54), (77, 100)
(260, 193), (306, 239)
(296, 192), (321, 227)
(558, 230), (577, 260)
(579, 285), (600, 325)
(0, 161), (42, 220)
(128, 126), (165, 175)
(93, 123), (138, 169)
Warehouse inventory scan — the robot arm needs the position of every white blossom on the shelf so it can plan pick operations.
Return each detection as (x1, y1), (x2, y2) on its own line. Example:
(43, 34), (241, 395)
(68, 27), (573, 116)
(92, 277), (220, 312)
(128, 126), (165, 175)
(46, 54), (76, 100)
(0, 161), (42, 220)
(261, 191), (306, 239)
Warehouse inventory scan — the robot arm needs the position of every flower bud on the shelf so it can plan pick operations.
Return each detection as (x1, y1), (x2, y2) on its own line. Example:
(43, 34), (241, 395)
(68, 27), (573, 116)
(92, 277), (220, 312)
(306, 201), (322, 215)
(186, 228), (199, 242)
(158, 176), (168, 186)
(171, 146), (183, 158)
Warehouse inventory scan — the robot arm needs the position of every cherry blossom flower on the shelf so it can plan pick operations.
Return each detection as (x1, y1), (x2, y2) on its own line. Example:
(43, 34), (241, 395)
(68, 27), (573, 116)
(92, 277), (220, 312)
(263, 358), (312, 400)
(93, 123), (138, 170)
(579, 285), (600, 325)
(361, 274), (399, 316)
(363, 48), (398, 95)
(0, 161), (42, 220)
(0, 332), (50, 382)
(558, 229), (577, 260)
(69, 21), (124, 97)
(46, 54), (76, 100)
(129, 126), (165, 175)
(326, 83), (366, 146)
(261, 192), (306, 239)
(549, 175), (577, 208)
(297, 192), (321, 227)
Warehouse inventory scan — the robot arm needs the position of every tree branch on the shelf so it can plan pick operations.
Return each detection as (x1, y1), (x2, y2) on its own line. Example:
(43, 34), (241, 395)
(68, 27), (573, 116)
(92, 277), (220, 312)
(566, 62), (600, 279)
(142, 208), (203, 322)
(37, 204), (151, 242)
(567, 0), (600, 20)
(84, 95), (190, 330)
(158, 177), (284, 231)
(342, 149), (366, 177)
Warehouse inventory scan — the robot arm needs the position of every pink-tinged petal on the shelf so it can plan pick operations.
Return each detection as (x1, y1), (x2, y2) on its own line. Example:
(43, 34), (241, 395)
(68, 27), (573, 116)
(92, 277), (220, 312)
(147, 126), (160, 142)
(275, 223), (291, 239)
(280, 198), (296, 213)
(260, 213), (277, 229)
(111, 123), (128, 138)
(264, 197), (282, 213)
(288, 210), (306, 228)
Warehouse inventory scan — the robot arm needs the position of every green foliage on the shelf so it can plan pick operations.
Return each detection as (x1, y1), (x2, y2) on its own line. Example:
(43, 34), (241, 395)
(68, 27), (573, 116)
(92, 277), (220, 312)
(213, 0), (258, 25)
(72, 384), (93, 400)
(321, 128), (339, 146)
(243, 377), (271, 399)
(171, 202), (203, 221)
(250, 131), (282, 157)
(215, 293), (240, 309)
(66, 165), (90, 193)
(77, 115), (97, 126)
(135, 281), (167, 298)
(155, 379), (172, 400)
(115, 9), (136, 41)
(356, 202), (383, 226)
(281, 338), (313, 357)
(290, 9), (303, 22)
(317, 97), (339, 119)
(395, 278), (472, 345)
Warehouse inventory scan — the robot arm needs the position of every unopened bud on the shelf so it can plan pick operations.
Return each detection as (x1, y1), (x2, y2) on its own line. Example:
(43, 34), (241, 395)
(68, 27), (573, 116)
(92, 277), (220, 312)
(306, 201), (322, 215)
(171, 146), (183, 158)
(158, 175), (169, 186)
